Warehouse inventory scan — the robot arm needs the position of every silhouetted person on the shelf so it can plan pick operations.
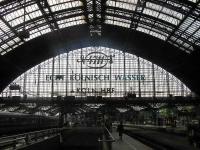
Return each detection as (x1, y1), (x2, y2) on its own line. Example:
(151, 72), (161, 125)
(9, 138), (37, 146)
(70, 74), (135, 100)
(117, 121), (124, 140)
(187, 122), (200, 147)
(105, 119), (112, 132)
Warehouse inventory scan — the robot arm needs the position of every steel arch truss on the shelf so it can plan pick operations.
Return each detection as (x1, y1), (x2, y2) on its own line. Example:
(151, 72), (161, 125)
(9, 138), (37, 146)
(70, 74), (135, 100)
(0, 0), (199, 55)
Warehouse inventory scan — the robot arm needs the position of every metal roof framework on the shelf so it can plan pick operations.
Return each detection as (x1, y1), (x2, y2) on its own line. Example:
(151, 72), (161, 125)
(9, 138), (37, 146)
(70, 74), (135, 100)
(0, 96), (199, 116)
(0, 0), (199, 55)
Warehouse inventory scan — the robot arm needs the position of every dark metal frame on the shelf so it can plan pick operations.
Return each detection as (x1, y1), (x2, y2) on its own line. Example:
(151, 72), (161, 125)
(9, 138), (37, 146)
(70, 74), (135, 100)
(0, 96), (199, 115)
(0, 0), (199, 54)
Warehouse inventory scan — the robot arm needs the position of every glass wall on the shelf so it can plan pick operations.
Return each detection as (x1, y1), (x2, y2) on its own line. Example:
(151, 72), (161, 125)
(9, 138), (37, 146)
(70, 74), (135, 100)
(0, 47), (191, 97)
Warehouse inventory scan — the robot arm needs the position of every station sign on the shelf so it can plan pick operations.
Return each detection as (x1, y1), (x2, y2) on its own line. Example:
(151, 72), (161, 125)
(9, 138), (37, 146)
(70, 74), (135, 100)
(73, 88), (115, 94)
(46, 74), (145, 81)
(45, 51), (145, 94)
(46, 75), (64, 81)
(77, 52), (115, 69)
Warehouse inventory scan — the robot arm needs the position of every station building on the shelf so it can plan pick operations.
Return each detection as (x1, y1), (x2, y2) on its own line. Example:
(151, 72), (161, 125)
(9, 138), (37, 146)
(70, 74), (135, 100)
(0, 0), (200, 149)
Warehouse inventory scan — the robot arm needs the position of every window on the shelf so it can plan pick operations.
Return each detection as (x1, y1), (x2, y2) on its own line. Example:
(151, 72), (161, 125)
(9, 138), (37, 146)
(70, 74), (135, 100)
(1, 47), (192, 98)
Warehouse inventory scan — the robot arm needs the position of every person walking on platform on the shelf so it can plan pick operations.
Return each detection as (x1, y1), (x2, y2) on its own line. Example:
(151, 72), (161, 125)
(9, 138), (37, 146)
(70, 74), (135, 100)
(117, 121), (124, 140)
(105, 119), (113, 133)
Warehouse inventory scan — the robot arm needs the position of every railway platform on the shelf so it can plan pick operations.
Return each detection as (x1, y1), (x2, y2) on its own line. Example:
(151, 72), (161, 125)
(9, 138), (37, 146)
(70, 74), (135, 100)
(1, 126), (200, 150)
(125, 127), (199, 150)
(112, 130), (153, 150)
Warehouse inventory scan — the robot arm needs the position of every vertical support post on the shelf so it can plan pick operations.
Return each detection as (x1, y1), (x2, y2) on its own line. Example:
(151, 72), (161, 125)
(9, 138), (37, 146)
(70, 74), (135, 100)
(181, 82), (184, 96)
(51, 57), (55, 98)
(166, 72), (170, 96)
(37, 65), (41, 97)
(58, 55), (60, 94)
(110, 49), (112, 98)
(9, 87), (12, 97)
(123, 51), (126, 97)
(71, 53), (74, 94)
(137, 57), (141, 97)
(23, 73), (27, 97)
(152, 63), (156, 97)
(66, 53), (68, 96)
(81, 48), (83, 97)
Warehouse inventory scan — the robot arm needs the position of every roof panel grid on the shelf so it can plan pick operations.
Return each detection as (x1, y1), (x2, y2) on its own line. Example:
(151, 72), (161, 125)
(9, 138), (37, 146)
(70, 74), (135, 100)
(0, 0), (199, 55)
(3, 2), (41, 27)
(162, 7), (184, 20)
(24, 18), (47, 30)
(48, 0), (82, 12)
(137, 25), (167, 41)
(193, 29), (200, 40)
(0, 31), (13, 41)
(167, 1), (200, 51)
(188, 0), (198, 2)
(106, 9), (132, 18)
(143, 8), (160, 18)
(146, 2), (184, 20)
(138, 17), (172, 33)
(107, 0), (137, 11)
(106, 5), (176, 30)
(157, 13), (179, 25)
(169, 20), (200, 50)
(0, 0), (33, 15)
(186, 20), (199, 33)
(105, 15), (131, 28)
(146, 1), (162, 10)
(57, 16), (85, 28)
(1, 43), (9, 49)
(24, 23), (51, 41)
(54, 8), (84, 20)
(0, 19), (11, 33)
(48, 0), (80, 5)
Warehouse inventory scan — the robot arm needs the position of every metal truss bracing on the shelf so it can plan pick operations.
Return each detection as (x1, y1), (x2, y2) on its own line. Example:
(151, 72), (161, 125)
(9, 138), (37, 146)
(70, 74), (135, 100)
(0, 96), (200, 106)
(0, 103), (60, 116)
(0, 96), (198, 114)
(36, 0), (59, 30)
(0, 0), (199, 55)
(130, 0), (146, 29)
(1, 96), (199, 115)
(81, 0), (104, 36)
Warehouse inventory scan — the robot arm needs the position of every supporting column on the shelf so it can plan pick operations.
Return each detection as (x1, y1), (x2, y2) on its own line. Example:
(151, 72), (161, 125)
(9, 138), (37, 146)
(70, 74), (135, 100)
(71, 54), (74, 94)
(58, 55), (61, 94)
(23, 73), (27, 98)
(81, 48), (83, 97)
(137, 57), (141, 97)
(123, 51), (126, 97)
(110, 49), (112, 98)
(66, 53), (69, 96)
(166, 72), (170, 96)
(152, 63), (156, 97)
(181, 82), (184, 96)
(51, 57), (55, 98)
(37, 65), (41, 97)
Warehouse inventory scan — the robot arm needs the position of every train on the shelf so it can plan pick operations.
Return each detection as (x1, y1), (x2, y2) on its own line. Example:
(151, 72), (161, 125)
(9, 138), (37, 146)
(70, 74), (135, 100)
(0, 112), (59, 136)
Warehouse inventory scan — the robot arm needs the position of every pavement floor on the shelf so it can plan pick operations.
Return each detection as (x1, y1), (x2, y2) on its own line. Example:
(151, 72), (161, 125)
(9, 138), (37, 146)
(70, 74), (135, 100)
(112, 130), (153, 150)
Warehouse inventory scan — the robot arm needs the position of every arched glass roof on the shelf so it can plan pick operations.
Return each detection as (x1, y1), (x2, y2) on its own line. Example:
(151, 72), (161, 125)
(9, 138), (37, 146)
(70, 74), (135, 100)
(1, 47), (191, 98)
(0, 0), (199, 55)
